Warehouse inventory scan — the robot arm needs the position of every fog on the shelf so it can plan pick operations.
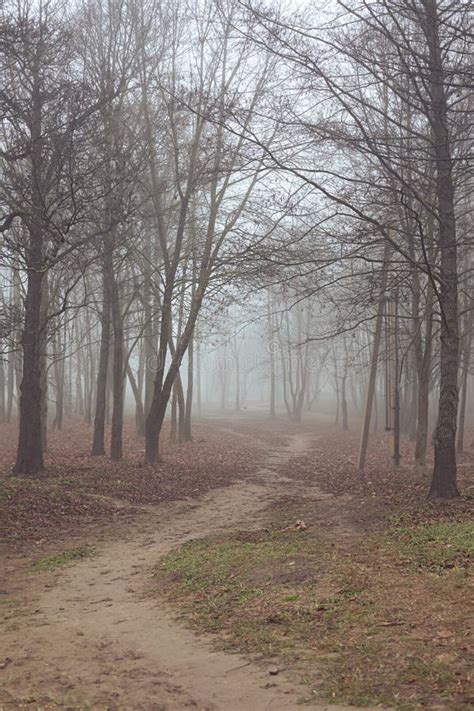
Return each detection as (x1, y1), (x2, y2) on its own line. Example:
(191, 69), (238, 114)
(0, 0), (472, 498)
(1, 1), (472, 707)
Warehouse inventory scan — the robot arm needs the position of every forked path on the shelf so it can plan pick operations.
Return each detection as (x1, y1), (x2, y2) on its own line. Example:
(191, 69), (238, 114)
(1, 432), (382, 711)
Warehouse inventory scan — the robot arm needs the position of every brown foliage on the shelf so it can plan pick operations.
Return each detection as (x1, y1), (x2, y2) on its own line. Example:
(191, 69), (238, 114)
(0, 420), (263, 546)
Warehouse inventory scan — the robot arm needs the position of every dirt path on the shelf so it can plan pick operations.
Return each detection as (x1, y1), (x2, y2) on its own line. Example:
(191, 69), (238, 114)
(0, 431), (381, 711)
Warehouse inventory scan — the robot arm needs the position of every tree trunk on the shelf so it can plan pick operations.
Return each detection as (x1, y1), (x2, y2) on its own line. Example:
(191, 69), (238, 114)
(176, 372), (186, 442)
(235, 348), (241, 412)
(39, 277), (48, 452)
(409, 376), (418, 442)
(53, 362), (64, 430)
(6, 348), (15, 423)
(76, 348), (84, 416)
(184, 334), (193, 441)
(91, 268), (111, 456)
(196, 336), (202, 417)
(170, 386), (177, 443)
(424, 0), (460, 498)
(0, 352), (5, 422)
(415, 372), (430, 467)
(52, 329), (64, 431)
(373, 381), (378, 434)
(13, 56), (46, 475)
(456, 311), (472, 455)
(269, 339), (276, 418)
(66, 345), (73, 418)
(110, 274), (124, 461)
(145, 291), (203, 464)
(84, 314), (94, 426)
(127, 363), (145, 436)
(391, 295), (401, 469)
(143, 245), (157, 421)
(357, 243), (390, 472)
(14, 266), (45, 474)
(341, 374), (349, 431)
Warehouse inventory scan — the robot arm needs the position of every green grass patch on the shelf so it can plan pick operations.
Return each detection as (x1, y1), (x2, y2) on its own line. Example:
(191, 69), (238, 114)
(154, 511), (473, 710)
(387, 520), (474, 570)
(157, 530), (323, 643)
(33, 545), (96, 571)
(0, 598), (19, 607)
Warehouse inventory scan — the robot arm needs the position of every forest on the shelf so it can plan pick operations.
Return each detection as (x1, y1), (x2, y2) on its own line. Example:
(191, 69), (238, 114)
(0, 0), (473, 709)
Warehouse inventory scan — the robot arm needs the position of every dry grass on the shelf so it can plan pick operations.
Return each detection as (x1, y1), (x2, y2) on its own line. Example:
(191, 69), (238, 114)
(154, 499), (473, 709)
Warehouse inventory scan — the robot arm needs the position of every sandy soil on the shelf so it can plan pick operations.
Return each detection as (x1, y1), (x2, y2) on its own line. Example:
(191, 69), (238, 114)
(0, 427), (385, 711)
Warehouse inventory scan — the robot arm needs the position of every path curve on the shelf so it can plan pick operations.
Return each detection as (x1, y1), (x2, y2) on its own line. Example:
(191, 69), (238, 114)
(1, 431), (382, 711)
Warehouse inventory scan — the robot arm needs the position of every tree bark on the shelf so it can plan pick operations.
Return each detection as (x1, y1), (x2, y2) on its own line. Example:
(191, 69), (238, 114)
(127, 363), (145, 436)
(14, 265), (45, 474)
(6, 347), (15, 423)
(110, 273), (124, 461)
(456, 310), (472, 455)
(415, 371), (430, 467)
(145, 291), (203, 463)
(196, 335), (202, 417)
(424, 0), (460, 498)
(14, 59), (46, 475)
(39, 275), (48, 452)
(52, 329), (64, 431)
(357, 243), (390, 472)
(0, 353), (5, 423)
(341, 374), (349, 431)
(184, 334), (194, 441)
(269, 326), (276, 418)
(91, 267), (111, 456)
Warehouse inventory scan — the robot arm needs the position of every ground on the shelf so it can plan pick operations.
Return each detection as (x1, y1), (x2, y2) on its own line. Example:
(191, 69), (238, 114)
(0, 413), (472, 710)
